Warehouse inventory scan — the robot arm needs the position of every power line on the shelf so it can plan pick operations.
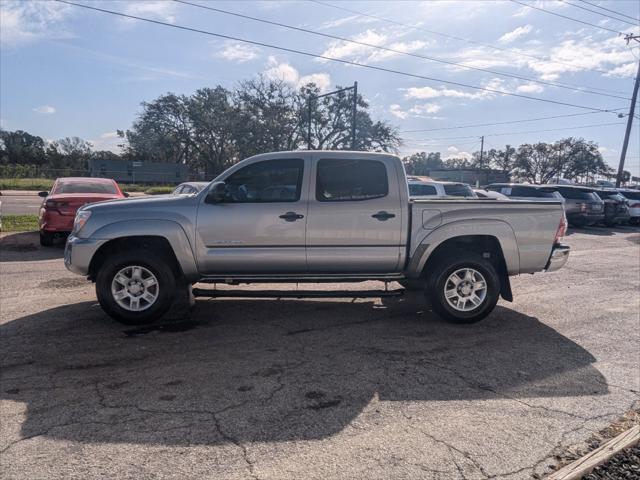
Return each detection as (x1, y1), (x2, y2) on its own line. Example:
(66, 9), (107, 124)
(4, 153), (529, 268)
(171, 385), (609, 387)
(510, 0), (628, 35)
(404, 121), (625, 141)
(310, 0), (632, 82)
(56, 0), (625, 113)
(578, 0), (640, 23)
(175, 0), (630, 101)
(558, 0), (639, 27)
(399, 108), (628, 133)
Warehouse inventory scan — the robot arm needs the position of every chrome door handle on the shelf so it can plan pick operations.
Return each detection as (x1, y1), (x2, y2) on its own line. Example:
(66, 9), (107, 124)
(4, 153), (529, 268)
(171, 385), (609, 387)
(279, 212), (304, 222)
(372, 211), (395, 221)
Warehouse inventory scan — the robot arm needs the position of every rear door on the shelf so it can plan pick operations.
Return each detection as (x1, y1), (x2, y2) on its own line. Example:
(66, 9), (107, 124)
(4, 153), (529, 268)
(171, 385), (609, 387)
(306, 155), (403, 273)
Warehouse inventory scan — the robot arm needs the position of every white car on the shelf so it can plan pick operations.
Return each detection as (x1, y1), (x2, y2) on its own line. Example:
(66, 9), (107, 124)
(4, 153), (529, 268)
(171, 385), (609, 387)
(618, 189), (640, 225)
(407, 176), (477, 198)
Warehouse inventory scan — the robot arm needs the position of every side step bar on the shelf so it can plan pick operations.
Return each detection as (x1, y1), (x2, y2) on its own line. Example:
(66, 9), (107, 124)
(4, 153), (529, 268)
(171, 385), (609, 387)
(192, 288), (405, 299)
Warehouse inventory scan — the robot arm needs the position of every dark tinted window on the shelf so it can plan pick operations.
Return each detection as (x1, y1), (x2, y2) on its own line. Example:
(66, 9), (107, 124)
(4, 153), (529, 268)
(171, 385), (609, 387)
(486, 185), (504, 192)
(620, 191), (640, 201)
(55, 181), (117, 194)
(316, 159), (388, 202)
(409, 184), (437, 196)
(443, 184), (475, 197)
(556, 187), (596, 200)
(224, 159), (303, 203)
(510, 186), (558, 198)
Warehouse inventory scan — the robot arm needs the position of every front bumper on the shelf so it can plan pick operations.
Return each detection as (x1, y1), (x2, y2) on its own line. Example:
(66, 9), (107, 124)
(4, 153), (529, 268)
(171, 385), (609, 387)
(64, 235), (106, 276)
(545, 243), (570, 272)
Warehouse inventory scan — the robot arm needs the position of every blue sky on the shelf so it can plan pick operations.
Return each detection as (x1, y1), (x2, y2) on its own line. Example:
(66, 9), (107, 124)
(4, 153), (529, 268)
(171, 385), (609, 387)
(1, 0), (639, 175)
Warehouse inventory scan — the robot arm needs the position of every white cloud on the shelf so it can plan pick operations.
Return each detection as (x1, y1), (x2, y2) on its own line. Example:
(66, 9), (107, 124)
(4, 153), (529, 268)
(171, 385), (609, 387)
(34, 105), (56, 115)
(0, 0), (72, 47)
(516, 82), (544, 93)
(89, 132), (122, 153)
(409, 103), (441, 115)
(123, 1), (177, 23)
(299, 73), (331, 92)
(217, 41), (259, 63)
(264, 57), (331, 92)
(498, 25), (533, 44)
(389, 104), (409, 119)
(318, 29), (425, 64)
(100, 131), (119, 139)
(605, 62), (637, 78)
(318, 14), (378, 30)
(447, 146), (459, 153)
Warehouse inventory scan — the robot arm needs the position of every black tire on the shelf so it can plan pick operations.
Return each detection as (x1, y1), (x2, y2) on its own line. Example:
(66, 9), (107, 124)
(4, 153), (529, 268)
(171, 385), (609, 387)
(427, 251), (500, 324)
(39, 231), (54, 247)
(96, 249), (176, 325)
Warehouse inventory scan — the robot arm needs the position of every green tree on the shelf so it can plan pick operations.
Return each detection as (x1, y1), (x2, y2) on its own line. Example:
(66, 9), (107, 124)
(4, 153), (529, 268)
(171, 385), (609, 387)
(0, 129), (47, 165)
(402, 152), (443, 175)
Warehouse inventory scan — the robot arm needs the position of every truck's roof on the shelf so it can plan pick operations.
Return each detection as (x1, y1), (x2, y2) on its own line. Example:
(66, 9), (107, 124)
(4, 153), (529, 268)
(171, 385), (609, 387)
(246, 150), (400, 161)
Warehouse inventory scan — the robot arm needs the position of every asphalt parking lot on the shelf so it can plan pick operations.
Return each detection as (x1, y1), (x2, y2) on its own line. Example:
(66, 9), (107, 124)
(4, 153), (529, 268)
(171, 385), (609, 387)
(1, 227), (639, 479)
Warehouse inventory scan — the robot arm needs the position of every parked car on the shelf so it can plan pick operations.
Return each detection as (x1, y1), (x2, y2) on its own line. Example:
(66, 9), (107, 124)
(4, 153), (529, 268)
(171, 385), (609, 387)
(545, 185), (604, 228)
(474, 189), (510, 200)
(65, 151), (569, 326)
(617, 189), (640, 225)
(173, 182), (209, 195)
(592, 189), (630, 226)
(485, 184), (564, 202)
(39, 177), (126, 246)
(407, 176), (477, 198)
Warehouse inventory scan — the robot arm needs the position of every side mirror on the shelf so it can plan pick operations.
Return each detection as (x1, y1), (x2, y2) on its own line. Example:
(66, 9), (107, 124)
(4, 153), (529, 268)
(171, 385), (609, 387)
(123, 192), (130, 197)
(38, 191), (48, 198)
(205, 181), (228, 204)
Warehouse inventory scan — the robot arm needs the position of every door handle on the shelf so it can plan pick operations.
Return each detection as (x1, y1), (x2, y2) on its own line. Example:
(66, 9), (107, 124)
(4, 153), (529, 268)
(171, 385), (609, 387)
(372, 211), (396, 221)
(279, 212), (304, 222)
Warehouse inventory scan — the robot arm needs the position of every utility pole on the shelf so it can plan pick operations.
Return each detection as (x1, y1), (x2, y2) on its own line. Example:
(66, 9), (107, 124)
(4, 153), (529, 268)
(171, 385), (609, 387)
(307, 82), (358, 150)
(616, 34), (640, 188)
(479, 135), (485, 169)
(351, 81), (358, 150)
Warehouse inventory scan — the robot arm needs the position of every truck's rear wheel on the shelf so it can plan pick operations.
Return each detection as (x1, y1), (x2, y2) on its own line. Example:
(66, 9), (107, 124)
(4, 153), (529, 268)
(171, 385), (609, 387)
(427, 252), (500, 324)
(96, 250), (176, 325)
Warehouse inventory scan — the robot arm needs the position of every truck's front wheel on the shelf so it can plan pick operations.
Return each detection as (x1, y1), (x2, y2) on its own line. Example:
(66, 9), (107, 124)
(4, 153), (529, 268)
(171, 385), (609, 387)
(427, 252), (500, 324)
(96, 250), (176, 325)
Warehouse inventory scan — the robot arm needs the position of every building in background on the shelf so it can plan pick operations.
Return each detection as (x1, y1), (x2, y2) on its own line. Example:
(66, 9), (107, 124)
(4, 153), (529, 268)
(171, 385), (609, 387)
(88, 159), (189, 184)
(428, 168), (510, 186)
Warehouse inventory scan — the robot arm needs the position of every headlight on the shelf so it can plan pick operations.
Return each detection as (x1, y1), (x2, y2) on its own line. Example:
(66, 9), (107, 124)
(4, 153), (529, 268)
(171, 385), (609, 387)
(73, 210), (92, 235)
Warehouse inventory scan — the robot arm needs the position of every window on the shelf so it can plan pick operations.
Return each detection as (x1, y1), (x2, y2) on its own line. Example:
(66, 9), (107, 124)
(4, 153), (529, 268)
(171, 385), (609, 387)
(486, 185), (504, 193)
(316, 159), (388, 202)
(443, 184), (475, 197)
(620, 191), (640, 201)
(223, 159), (303, 203)
(409, 184), (437, 196)
(173, 185), (184, 195)
(54, 181), (118, 194)
(556, 187), (596, 200)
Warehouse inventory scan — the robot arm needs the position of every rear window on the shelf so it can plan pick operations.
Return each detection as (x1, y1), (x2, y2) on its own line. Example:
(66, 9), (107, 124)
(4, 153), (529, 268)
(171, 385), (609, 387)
(443, 184), (475, 197)
(54, 181), (117, 194)
(316, 159), (388, 202)
(409, 184), (437, 196)
(511, 186), (559, 198)
(620, 191), (640, 201)
(556, 187), (596, 200)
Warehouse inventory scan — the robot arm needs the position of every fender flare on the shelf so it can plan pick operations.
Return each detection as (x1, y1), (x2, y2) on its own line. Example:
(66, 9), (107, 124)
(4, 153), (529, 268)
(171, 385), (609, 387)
(91, 219), (199, 280)
(407, 219), (520, 278)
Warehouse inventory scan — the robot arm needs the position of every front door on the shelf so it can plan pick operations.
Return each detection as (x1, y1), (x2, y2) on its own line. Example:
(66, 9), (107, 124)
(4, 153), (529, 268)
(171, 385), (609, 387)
(306, 156), (403, 273)
(196, 157), (309, 274)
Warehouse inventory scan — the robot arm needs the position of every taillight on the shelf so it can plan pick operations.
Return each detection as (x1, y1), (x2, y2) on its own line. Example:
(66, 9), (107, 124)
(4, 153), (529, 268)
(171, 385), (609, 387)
(554, 215), (567, 243)
(631, 203), (640, 208)
(45, 200), (65, 211)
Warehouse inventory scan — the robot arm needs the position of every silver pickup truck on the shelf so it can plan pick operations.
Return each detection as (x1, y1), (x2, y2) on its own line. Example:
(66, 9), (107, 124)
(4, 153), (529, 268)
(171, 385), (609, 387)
(65, 151), (569, 325)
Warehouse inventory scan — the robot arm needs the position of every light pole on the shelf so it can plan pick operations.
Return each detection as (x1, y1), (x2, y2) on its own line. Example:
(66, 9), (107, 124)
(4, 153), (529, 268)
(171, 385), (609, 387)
(307, 81), (358, 150)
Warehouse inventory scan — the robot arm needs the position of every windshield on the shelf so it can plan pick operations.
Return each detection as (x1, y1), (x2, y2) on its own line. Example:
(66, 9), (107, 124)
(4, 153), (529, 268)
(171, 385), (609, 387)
(409, 184), (437, 196)
(54, 181), (118, 194)
(443, 184), (475, 197)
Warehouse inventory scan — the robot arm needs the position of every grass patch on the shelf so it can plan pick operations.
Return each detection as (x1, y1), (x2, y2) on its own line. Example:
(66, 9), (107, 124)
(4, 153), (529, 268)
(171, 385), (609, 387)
(145, 186), (175, 195)
(0, 178), (54, 191)
(0, 178), (177, 193)
(1, 214), (39, 232)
